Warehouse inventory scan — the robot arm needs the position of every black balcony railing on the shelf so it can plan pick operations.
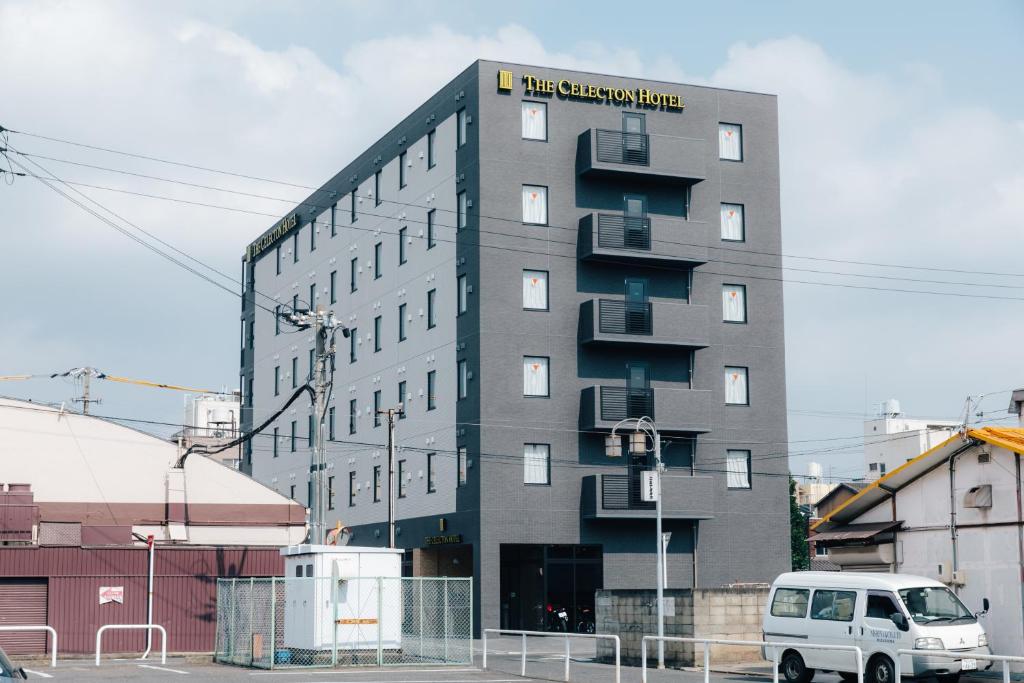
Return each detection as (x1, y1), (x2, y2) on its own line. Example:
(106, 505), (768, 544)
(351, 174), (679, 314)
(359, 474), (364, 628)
(597, 214), (651, 250)
(601, 474), (629, 510)
(598, 299), (652, 335)
(599, 386), (655, 421)
(595, 129), (650, 166)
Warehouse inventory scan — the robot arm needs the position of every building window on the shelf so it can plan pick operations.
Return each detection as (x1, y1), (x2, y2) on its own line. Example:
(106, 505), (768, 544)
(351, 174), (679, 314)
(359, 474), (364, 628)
(523, 356), (550, 397)
(310, 221), (317, 252)
(289, 484), (295, 500)
(348, 471), (356, 507)
(427, 129), (436, 169)
(374, 170), (382, 206)
(328, 406), (335, 440)
(721, 203), (745, 241)
(457, 447), (467, 487)
(274, 366), (280, 396)
(309, 283), (316, 311)
(427, 370), (437, 410)
(330, 270), (337, 304)
(327, 475), (335, 510)
(397, 381), (406, 418)
(350, 191), (357, 223)
(722, 284), (747, 323)
(308, 414), (313, 443)
(427, 288), (437, 328)
(349, 398), (357, 434)
(373, 315), (382, 352)
(815, 544), (828, 557)
(308, 348), (315, 381)
(427, 209), (436, 248)
(292, 294), (299, 315)
(275, 245), (282, 275)
(291, 357), (298, 388)
(457, 192), (467, 231)
(273, 427), (279, 457)
(399, 151), (407, 188)
(524, 443), (550, 485)
(522, 270), (549, 310)
(330, 203), (337, 236)
(521, 101), (547, 141)
(374, 242), (382, 279)
(719, 123), (743, 161)
(398, 459), (407, 498)
(290, 420), (297, 452)
(398, 303), (407, 341)
(725, 366), (749, 405)
(349, 328), (357, 363)
(398, 227), (407, 265)
(726, 449), (751, 489)
(457, 275), (468, 315)
(275, 305), (281, 335)
(373, 466), (382, 502)
(458, 359), (468, 400)
(427, 453), (436, 493)
(522, 185), (547, 225)
(373, 390), (382, 427)
(457, 108), (467, 147)
(293, 233), (299, 263)
(350, 257), (358, 292)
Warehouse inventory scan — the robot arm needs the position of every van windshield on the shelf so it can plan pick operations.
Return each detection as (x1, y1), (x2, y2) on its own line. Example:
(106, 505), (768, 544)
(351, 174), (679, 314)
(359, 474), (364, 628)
(898, 586), (974, 624)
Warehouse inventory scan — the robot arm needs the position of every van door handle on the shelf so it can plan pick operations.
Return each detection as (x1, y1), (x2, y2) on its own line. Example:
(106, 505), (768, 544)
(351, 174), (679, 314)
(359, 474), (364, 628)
(848, 626), (853, 635)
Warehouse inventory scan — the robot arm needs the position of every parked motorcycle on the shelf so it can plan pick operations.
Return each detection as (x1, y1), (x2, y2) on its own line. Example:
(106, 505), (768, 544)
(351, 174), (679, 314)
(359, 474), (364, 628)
(546, 603), (569, 632)
(576, 606), (595, 634)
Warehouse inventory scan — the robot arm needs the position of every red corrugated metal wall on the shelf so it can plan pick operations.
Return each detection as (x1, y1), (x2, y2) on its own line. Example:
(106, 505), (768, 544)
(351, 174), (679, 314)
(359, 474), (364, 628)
(0, 546), (283, 653)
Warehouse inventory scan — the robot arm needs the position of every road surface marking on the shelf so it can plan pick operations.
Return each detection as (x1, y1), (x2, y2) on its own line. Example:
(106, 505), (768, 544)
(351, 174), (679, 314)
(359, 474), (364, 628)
(23, 670), (53, 679)
(139, 663), (190, 674)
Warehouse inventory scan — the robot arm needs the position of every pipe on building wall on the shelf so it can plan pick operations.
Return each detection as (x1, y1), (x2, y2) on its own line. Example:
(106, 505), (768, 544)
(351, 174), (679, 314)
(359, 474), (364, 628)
(1016, 454), (1023, 654)
(141, 535), (155, 660)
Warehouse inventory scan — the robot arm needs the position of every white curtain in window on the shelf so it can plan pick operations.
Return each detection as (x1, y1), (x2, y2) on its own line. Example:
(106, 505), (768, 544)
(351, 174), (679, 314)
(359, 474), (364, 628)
(722, 284), (746, 322)
(524, 443), (550, 484)
(521, 102), (547, 140)
(522, 270), (548, 310)
(522, 185), (547, 224)
(719, 123), (742, 160)
(523, 356), (549, 396)
(726, 450), (750, 488)
(721, 203), (744, 240)
(725, 366), (748, 405)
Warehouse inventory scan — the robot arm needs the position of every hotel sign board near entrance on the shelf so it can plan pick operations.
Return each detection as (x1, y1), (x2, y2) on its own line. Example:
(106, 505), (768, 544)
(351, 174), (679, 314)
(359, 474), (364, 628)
(500, 69), (684, 112)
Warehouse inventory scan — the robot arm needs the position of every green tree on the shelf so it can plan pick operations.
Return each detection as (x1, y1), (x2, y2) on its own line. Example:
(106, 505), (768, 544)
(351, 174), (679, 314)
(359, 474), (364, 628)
(790, 478), (810, 571)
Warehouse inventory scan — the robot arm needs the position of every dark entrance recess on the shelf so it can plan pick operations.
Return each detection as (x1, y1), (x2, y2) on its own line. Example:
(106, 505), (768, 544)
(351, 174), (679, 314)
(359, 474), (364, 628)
(500, 544), (603, 633)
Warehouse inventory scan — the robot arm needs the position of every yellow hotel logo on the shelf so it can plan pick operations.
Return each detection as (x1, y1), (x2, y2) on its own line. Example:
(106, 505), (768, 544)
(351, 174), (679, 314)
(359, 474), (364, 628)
(497, 69), (514, 91)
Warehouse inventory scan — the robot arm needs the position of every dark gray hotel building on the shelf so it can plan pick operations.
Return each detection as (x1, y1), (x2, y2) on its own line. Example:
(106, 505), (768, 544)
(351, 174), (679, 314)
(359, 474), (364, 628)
(240, 60), (790, 633)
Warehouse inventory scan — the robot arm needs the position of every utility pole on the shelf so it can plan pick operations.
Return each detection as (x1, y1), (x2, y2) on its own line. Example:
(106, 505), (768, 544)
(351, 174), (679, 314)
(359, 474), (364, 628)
(377, 405), (404, 548)
(284, 306), (348, 545)
(70, 367), (102, 415)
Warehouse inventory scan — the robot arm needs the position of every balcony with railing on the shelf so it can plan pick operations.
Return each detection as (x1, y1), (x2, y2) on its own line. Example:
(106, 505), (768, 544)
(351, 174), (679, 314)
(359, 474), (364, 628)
(579, 298), (709, 348)
(581, 473), (715, 520)
(577, 213), (709, 265)
(576, 129), (706, 182)
(579, 385), (712, 432)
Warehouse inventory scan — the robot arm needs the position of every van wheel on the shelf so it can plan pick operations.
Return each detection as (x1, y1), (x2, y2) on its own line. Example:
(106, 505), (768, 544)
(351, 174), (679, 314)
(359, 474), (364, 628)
(869, 655), (896, 683)
(781, 652), (815, 683)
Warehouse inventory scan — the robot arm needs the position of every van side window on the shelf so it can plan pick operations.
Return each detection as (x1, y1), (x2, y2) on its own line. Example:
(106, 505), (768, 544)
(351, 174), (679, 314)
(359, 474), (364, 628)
(866, 592), (901, 620)
(770, 588), (810, 618)
(811, 589), (857, 622)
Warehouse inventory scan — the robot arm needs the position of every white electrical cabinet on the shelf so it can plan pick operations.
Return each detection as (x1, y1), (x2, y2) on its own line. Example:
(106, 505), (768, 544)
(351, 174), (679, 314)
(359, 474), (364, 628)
(281, 545), (403, 652)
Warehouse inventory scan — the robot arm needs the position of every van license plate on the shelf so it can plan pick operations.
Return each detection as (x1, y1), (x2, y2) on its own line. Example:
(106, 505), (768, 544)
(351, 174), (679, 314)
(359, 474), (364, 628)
(960, 659), (977, 671)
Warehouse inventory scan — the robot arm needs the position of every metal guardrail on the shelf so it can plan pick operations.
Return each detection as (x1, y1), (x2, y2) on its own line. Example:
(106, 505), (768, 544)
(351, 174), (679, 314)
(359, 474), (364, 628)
(597, 214), (651, 250)
(895, 648), (1023, 683)
(600, 386), (654, 421)
(95, 624), (167, 666)
(641, 636), (863, 683)
(598, 300), (652, 335)
(482, 628), (621, 683)
(0, 625), (57, 668)
(595, 129), (649, 166)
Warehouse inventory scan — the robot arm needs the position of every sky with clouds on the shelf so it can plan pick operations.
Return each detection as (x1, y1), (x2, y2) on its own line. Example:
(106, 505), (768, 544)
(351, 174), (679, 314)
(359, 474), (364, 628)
(1, 0), (1022, 481)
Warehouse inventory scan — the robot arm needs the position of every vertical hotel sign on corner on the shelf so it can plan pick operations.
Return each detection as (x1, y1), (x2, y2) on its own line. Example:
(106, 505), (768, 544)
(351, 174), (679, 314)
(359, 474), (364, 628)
(498, 68), (684, 112)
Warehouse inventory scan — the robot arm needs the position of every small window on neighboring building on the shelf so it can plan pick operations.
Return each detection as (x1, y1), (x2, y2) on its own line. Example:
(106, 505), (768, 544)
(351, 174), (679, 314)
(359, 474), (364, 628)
(398, 459), (407, 498)
(457, 446), (468, 486)
(327, 475), (335, 510)
(348, 472), (356, 507)
(722, 284), (747, 323)
(330, 270), (337, 304)
(399, 151), (407, 189)
(522, 101), (547, 141)
(350, 191), (357, 223)
(349, 398), (357, 434)
(397, 380), (406, 418)
(293, 233), (299, 263)
(374, 170), (382, 206)
(373, 390), (381, 427)
(524, 443), (550, 485)
(291, 357), (298, 388)
(328, 407), (335, 440)
(726, 449), (751, 489)
(373, 465), (382, 502)
(427, 209), (437, 248)
(427, 453), (436, 493)
(719, 123), (743, 161)
(721, 203), (745, 241)
(523, 356), (550, 397)
(457, 275), (467, 315)
(273, 427), (279, 457)
(276, 245), (282, 275)
(350, 257), (358, 292)
(374, 315), (382, 352)
(274, 366), (280, 396)
(308, 348), (315, 381)
(290, 420), (297, 452)
(427, 130), (436, 169)
(523, 270), (549, 310)
(458, 359), (468, 400)
(815, 544), (828, 557)
(349, 328), (357, 363)
(310, 220), (317, 252)
(522, 185), (547, 225)
(374, 242), (382, 279)
(275, 305), (281, 335)
(398, 303), (407, 341)
(457, 108), (467, 147)
(427, 370), (437, 410)
(457, 192), (467, 230)
(427, 288), (437, 329)
(725, 366), (749, 405)
(398, 227), (407, 265)
(308, 414), (313, 443)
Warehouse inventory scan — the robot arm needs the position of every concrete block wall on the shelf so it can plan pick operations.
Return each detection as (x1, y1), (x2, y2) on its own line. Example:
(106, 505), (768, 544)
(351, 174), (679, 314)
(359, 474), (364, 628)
(692, 587), (769, 664)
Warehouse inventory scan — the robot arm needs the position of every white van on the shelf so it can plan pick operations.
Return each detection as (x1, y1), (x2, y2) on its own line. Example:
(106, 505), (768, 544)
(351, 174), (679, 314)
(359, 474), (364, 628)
(763, 572), (991, 683)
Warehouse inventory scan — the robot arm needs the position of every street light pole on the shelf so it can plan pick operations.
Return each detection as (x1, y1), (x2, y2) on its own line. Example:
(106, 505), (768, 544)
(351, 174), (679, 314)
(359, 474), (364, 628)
(608, 416), (666, 669)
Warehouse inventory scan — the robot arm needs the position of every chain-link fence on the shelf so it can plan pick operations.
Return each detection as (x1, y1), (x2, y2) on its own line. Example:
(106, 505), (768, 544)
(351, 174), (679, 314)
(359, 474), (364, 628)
(214, 576), (472, 669)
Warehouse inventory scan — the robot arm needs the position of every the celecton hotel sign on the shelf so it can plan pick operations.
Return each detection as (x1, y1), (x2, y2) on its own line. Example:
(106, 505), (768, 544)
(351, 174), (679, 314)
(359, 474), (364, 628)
(498, 68), (684, 112)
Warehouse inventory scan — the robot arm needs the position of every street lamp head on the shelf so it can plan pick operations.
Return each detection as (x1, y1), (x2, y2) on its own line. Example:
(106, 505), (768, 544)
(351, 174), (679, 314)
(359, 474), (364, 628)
(630, 431), (647, 455)
(604, 434), (623, 458)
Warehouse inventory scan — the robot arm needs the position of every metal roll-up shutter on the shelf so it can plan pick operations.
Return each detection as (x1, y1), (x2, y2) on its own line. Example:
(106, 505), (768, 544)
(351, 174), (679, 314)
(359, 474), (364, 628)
(0, 580), (48, 653)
